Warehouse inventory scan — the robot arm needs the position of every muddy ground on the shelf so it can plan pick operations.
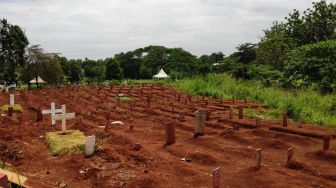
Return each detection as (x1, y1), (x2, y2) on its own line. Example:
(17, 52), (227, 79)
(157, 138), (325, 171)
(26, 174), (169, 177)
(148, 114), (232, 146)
(0, 84), (336, 188)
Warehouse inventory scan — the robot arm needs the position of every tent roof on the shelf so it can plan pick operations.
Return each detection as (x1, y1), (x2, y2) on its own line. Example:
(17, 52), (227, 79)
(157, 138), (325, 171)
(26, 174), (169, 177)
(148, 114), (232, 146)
(30, 76), (46, 83)
(153, 68), (169, 78)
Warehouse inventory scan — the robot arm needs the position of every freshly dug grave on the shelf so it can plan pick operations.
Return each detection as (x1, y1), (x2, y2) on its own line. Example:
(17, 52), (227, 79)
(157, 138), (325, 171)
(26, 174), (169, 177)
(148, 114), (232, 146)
(0, 84), (336, 188)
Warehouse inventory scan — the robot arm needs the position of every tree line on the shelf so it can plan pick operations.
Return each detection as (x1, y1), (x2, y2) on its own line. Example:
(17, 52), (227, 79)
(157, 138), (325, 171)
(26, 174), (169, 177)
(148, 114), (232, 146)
(0, 1), (335, 93)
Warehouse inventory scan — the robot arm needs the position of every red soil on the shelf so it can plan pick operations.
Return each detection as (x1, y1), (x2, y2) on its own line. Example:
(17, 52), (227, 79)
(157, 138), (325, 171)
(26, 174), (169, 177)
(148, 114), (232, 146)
(1, 84), (336, 188)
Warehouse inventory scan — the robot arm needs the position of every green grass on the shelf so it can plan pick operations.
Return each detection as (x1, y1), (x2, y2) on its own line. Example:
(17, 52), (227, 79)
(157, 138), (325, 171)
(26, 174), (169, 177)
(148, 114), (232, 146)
(1, 104), (23, 113)
(115, 96), (134, 104)
(45, 130), (86, 156)
(168, 73), (336, 126)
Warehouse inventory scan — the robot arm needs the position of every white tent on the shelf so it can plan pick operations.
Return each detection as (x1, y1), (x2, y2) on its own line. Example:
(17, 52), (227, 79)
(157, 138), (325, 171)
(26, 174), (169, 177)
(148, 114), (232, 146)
(153, 68), (169, 79)
(30, 76), (46, 84)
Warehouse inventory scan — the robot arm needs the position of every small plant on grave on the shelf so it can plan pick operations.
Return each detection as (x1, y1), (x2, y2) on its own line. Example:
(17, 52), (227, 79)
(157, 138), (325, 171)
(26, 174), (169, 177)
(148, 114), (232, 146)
(244, 108), (257, 118)
(115, 96), (134, 104)
(1, 104), (23, 113)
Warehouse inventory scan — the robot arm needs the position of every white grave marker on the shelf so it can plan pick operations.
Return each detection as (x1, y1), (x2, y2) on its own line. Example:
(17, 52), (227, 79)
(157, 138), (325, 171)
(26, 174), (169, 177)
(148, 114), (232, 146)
(52, 105), (75, 133)
(42, 102), (62, 125)
(10, 94), (14, 106)
(85, 135), (96, 156)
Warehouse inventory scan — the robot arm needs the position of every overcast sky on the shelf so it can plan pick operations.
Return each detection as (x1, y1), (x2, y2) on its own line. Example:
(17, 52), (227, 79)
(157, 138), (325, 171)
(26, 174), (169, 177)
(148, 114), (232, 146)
(0, 0), (318, 59)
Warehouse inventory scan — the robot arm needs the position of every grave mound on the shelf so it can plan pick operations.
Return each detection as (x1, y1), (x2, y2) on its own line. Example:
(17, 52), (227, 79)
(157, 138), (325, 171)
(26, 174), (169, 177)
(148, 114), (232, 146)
(45, 130), (86, 156)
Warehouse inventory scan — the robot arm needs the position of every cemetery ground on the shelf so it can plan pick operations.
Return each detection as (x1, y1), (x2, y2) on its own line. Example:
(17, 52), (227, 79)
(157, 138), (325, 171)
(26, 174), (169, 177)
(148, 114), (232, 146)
(0, 84), (336, 187)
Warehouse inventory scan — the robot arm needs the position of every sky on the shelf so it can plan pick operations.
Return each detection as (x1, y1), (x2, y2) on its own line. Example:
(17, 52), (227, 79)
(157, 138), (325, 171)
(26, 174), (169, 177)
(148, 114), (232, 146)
(0, 0), (319, 59)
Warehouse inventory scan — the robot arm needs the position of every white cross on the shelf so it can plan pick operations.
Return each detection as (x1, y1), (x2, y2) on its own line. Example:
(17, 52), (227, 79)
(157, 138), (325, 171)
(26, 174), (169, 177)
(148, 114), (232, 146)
(52, 105), (75, 133)
(10, 94), (14, 106)
(42, 102), (62, 125)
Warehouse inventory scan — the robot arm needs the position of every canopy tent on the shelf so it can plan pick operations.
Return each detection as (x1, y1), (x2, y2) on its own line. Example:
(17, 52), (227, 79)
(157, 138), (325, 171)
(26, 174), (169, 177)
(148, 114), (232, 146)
(153, 68), (169, 79)
(30, 76), (46, 84)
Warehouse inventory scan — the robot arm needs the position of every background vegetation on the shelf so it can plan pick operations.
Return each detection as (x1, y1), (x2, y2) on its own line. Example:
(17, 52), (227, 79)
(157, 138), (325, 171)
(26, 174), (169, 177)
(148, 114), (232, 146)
(169, 74), (336, 126)
(0, 1), (335, 126)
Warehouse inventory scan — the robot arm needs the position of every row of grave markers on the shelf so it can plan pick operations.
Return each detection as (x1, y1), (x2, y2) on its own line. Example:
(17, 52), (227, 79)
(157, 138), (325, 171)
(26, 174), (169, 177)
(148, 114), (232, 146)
(162, 107), (333, 187)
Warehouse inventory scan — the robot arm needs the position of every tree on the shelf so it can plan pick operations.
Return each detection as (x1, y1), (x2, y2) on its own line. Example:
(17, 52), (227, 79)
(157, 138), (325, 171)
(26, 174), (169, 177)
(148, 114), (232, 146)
(82, 58), (105, 83)
(115, 51), (141, 79)
(105, 58), (123, 80)
(21, 45), (63, 87)
(199, 52), (224, 65)
(234, 43), (257, 79)
(236, 43), (257, 64)
(285, 1), (336, 45)
(0, 19), (29, 84)
(284, 40), (336, 93)
(256, 22), (295, 70)
(67, 59), (83, 83)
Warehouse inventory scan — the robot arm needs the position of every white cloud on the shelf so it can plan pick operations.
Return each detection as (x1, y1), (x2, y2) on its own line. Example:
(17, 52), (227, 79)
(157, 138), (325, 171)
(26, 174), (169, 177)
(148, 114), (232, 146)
(0, 0), (316, 59)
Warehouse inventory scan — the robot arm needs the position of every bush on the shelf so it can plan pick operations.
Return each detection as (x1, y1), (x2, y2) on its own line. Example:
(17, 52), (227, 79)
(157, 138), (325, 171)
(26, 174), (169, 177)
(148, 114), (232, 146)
(284, 40), (336, 93)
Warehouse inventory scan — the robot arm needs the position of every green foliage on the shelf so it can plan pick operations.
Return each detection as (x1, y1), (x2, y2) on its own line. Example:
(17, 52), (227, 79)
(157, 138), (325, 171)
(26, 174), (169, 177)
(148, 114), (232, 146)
(82, 58), (106, 83)
(20, 45), (63, 86)
(256, 22), (295, 70)
(56, 56), (83, 83)
(45, 130), (86, 156)
(115, 96), (134, 103)
(285, 1), (336, 45)
(115, 45), (200, 79)
(105, 58), (123, 80)
(284, 40), (336, 93)
(199, 52), (224, 65)
(231, 43), (257, 80)
(235, 43), (257, 64)
(253, 1), (336, 92)
(0, 19), (29, 84)
(1, 104), (23, 113)
(170, 74), (336, 126)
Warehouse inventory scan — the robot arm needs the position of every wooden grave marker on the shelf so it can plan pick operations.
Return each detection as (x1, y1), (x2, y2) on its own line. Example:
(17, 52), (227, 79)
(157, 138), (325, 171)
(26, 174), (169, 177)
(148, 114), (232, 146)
(238, 106), (243, 119)
(212, 167), (221, 188)
(255, 148), (262, 170)
(229, 105), (233, 119)
(323, 135), (331, 150)
(195, 110), (206, 137)
(283, 112), (288, 127)
(165, 122), (175, 145)
(256, 118), (261, 127)
(287, 147), (293, 164)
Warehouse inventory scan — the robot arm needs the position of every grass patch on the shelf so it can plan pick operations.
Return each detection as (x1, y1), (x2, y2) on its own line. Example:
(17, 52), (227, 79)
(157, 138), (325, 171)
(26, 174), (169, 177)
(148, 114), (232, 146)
(168, 73), (336, 126)
(45, 130), (86, 156)
(115, 95), (134, 104)
(1, 104), (23, 113)
(244, 108), (282, 120)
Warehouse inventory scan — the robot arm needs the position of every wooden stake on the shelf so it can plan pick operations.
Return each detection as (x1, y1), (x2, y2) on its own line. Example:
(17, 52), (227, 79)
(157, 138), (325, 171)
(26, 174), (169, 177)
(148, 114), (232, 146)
(323, 135), (331, 150)
(287, 147), (293, 164)
(256, 148), (262, 170)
